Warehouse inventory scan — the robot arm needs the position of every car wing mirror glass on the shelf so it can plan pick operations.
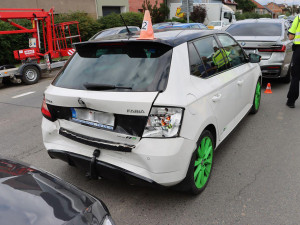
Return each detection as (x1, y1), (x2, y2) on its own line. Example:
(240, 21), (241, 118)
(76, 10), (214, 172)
(248, 53), (261, 63)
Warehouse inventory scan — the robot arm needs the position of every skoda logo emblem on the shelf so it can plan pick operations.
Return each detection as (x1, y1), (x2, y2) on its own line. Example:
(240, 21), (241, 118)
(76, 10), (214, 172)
(241, 42), (246, 46)
(78, 98), (86, 107)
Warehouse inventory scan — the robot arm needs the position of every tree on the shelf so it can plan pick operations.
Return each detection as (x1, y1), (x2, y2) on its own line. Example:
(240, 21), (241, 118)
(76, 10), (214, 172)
(190, 5), (207, 23)
(98, 12), (144, 29)
(142, 0), (170, 23)
(236, 0), (256, 12)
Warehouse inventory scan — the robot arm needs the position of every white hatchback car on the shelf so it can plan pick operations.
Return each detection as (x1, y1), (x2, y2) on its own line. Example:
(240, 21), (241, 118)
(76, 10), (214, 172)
(42, 29), (262, 194)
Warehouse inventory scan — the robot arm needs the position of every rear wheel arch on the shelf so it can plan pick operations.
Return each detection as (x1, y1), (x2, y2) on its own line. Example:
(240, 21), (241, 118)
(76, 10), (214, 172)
(204, 124), (217, 148)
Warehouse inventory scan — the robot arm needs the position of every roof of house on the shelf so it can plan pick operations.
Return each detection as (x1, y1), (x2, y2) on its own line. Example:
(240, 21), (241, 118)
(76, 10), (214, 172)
(250, 0), (265, 9)
(222, 0), (237, 5)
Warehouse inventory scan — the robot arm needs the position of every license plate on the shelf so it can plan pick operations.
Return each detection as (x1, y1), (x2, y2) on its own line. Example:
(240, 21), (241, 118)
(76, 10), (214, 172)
(245, 49), (256, 54)
(71, 108), (114, 130)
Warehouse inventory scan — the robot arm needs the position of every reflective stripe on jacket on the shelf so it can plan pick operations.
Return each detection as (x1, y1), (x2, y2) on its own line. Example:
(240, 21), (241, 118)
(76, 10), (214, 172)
(289, 16), (300, 44)
(213, 49), (229, 68)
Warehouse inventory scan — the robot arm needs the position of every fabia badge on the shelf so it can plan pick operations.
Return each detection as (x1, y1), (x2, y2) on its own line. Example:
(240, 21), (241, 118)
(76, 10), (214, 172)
(78, 98), (86, 107)
(127, 109), (145, 114)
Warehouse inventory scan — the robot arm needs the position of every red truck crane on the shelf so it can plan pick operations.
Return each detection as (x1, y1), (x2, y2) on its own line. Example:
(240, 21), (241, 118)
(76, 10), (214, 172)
(0, 8), (81, 84)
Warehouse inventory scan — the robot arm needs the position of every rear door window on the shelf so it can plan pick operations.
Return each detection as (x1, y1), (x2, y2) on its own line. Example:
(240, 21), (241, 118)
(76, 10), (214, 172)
(217, 34), (247, 68)
(191, 36), (229, 78)
(53, 42), (172, 92)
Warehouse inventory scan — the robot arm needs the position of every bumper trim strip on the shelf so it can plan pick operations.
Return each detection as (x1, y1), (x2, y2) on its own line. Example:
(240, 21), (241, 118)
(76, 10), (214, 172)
(59, 127), (135, 152)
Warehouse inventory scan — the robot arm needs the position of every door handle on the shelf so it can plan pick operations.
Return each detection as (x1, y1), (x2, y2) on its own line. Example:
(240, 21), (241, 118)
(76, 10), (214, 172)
(237, 80), (244, 86)
(212, 94), (222, 102)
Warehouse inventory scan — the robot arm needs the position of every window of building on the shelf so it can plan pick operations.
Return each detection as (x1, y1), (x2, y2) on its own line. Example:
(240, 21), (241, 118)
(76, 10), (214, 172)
(102, 6), (121, 16)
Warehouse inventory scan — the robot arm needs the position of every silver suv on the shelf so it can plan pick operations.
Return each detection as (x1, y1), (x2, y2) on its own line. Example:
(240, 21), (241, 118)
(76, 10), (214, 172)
(226, 19), (293, 83)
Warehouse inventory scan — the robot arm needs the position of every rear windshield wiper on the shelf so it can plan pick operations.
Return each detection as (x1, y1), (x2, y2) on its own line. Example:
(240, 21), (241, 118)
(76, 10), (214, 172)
(84, 83), (132, 90)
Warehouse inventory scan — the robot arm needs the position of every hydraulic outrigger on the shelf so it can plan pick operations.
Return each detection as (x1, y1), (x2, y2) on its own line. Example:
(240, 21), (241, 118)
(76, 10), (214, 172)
(0, 8), (81, 84)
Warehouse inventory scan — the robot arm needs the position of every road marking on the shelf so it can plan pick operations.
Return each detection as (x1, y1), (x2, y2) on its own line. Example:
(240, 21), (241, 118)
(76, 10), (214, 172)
(12, 91), (35, 99)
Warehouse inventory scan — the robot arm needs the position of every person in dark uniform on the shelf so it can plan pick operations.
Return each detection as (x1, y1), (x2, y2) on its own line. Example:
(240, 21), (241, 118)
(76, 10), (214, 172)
(287, 15), (300, 108)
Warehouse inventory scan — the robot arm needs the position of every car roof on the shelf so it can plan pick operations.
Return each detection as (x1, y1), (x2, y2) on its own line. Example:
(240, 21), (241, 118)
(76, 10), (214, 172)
(79, 29), (225, 48)
(101, 26), (139, 32)
(233, 19), (284, 24)
(173, 23), (203, 26)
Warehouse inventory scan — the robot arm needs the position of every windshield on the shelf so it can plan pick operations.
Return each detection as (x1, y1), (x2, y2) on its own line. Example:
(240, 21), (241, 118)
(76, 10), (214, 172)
(209, 22), (221, 26)
(226, 23), (282, 36)
(53, 42), (173, 92)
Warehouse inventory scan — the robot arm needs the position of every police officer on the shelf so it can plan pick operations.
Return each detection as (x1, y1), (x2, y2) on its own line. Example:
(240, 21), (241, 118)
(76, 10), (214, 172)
(287, 15), (300, 108)
(212, 47), (229, 71)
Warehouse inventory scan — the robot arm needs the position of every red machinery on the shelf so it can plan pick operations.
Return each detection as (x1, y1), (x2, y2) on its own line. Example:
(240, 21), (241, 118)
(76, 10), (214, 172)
(0, 8), (81, 63)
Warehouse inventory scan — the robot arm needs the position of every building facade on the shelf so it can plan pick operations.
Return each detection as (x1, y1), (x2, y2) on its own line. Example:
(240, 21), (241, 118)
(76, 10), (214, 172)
(222, 0), (237, 12)
(96, 0), (129, 17)
(265, 2), (282, 18)
(250, 0), (271, 15)
(129, 0), (164, 13)
(0, 0), (98, 18)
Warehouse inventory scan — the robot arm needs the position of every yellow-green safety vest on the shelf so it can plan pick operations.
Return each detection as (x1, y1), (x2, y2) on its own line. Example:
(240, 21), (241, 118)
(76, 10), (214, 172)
(213, 49), (229, 68)
(289, 16), (300, 44)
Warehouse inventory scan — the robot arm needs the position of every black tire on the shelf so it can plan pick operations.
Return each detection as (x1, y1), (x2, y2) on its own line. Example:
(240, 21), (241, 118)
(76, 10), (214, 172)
(281, 65), (291, 83)
(174, 130), (214, 195)
(250, 79), (261, 114)
(22, 65), (40, 85)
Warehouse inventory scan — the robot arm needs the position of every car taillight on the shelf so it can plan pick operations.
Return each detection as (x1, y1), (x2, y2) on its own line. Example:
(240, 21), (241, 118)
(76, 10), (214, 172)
(258, 45), (286, 52)
(41, 97), (52, 120)
(142, 107), (183, 138)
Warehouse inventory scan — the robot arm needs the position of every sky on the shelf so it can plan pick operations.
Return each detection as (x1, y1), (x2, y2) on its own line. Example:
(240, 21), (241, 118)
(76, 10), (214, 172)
(256, 0), (300, 6)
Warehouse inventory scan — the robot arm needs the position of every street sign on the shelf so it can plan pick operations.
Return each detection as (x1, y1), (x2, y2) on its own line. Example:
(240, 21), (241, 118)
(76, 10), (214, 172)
(181, 0), (194, 13)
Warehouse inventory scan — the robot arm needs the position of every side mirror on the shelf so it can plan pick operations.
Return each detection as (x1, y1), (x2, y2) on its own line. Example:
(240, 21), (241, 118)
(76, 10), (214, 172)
(249, 53), (261, 63)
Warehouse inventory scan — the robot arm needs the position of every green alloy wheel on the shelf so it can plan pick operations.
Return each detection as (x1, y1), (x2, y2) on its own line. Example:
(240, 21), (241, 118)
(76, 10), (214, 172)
(176, 130), (214, 195)
(194, 136), (213, 189)
(250, 80), (261, 114)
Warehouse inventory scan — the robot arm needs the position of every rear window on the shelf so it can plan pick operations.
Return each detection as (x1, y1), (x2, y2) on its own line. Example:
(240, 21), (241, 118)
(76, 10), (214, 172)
(226, 23), (282, 36)
(53, 42), (172, 92)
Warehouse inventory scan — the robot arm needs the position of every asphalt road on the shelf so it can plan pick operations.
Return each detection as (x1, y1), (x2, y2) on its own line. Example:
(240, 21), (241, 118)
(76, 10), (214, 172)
(0, 72), (300, 225)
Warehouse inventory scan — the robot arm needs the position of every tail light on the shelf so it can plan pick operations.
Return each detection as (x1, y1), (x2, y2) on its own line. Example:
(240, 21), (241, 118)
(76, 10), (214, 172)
(142, 107), (183, 138)
(41, 97), (52, 120)
(265, 66), (281, 69)
(258, 45), (286, 52)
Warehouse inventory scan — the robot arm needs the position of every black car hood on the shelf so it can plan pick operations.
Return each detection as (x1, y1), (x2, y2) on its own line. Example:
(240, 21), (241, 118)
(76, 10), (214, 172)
(0, 159), (109, 225)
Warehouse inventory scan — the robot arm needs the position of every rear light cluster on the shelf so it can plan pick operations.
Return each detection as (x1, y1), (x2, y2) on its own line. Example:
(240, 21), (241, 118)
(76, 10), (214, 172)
(143, 107), (183, 138)
(258, 45), (286, 52)
(41, 97), (52, 120)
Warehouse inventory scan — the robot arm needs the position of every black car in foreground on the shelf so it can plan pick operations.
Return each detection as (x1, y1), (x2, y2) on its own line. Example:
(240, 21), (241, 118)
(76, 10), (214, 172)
(0, 158), (115, 225)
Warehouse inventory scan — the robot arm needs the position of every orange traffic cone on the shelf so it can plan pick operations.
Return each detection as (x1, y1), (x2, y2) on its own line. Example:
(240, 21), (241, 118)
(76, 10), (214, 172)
(264, 83), (272, 94)
(137, 10), (155, 40)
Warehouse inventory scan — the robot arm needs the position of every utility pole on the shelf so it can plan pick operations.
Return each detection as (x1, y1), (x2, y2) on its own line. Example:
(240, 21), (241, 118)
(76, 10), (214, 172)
(186, 0), (189, 23)
(182, 0), (193, 23)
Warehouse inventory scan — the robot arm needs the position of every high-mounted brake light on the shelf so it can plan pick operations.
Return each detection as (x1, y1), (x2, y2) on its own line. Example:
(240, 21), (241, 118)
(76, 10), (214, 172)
(258, 45), (286, 52)
(41, 97), (52, 119)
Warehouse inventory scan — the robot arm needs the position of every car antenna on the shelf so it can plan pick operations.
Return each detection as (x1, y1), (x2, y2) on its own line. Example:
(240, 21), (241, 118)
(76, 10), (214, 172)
(120, 15), (133, 35)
